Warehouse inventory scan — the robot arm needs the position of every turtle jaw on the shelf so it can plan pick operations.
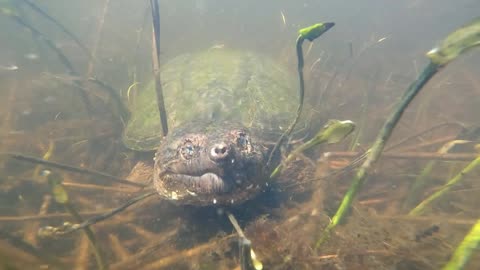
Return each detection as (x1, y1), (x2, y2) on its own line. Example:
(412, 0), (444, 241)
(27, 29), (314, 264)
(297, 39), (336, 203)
(159, 172), (231, 196)
(157, 157), (232, 196)
(153, 123), (269, 205)
(154, 143), (256, 201)
(155, 157), (265, 205)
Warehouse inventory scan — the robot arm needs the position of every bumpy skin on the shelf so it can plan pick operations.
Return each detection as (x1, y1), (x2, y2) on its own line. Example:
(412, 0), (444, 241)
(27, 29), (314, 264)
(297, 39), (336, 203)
(123, 50), (298, 206)
(153, 121), (269, 206)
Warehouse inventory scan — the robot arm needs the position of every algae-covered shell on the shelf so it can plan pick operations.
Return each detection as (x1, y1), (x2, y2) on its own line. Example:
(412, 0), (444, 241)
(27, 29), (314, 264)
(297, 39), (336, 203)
(122, 49), (298, 151)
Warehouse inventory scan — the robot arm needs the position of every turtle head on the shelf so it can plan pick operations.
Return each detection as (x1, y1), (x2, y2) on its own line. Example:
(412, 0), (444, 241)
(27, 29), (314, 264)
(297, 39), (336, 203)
(153, 122), (268, 206)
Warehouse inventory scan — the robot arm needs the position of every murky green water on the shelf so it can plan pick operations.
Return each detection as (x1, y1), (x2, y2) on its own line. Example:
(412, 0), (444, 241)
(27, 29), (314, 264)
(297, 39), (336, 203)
(1, 1), (480, 269)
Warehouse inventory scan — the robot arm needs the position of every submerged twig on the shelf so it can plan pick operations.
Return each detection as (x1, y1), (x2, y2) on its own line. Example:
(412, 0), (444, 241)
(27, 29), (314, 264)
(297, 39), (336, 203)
(403, 140), (470, 210)
(88, 77), (131, 122)
(324, 151), (479, 161)
(87, 0), (110, 75)
(0, 209), (117, 222)
(385, 122), (463, 152)
(39, 190), (157, 235)
(111, 226), (178, 269)
(409, 155), (480, 216)
(43, 171), (106, 270)
(376, 214), (477, 226)
(0, 152), (145, 188)
(109, 234), (130, 259)
(24, 195), (51, 246)
(227, 213), (263, 270)
(2, 152), (145, 187)
(62, 182), (138, 193)
(149, 0), (168, 137)
(142, 234), (234, 270)
(75, 235), (91, 270)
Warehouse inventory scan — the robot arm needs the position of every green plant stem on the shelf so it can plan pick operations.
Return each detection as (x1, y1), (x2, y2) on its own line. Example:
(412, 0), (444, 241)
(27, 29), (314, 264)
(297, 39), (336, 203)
(403, 161), (436, 209)
(409, 155), (480, 216)
(442, 219), (480, 270)
(349, 89), (369, 151)
(315, 62), (439, 248)
(64, 203), (106, 270)
(267, 35), (305, 167)
(266, 22), (334, 168)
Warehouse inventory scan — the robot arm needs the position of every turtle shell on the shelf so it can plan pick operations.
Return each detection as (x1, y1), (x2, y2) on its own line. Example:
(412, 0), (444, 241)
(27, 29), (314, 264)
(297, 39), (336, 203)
(122, 49), (298, 151)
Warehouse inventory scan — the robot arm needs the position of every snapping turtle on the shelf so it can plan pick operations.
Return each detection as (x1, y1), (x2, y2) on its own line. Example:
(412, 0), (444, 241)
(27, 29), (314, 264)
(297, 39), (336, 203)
(123, 49), (300, 206)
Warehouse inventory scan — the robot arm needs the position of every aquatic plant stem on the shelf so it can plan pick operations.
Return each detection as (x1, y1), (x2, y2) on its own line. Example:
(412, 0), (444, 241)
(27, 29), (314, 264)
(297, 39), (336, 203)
(403, 140), (467, 210)
(33, 141), (55, 179)
(227, 212), (263, 270)
(325, 150), (478, 161)
(267, 22), (334, 168)
(271, 120), (355, 178)
(88, 77), (130, 122)
(128, 5), (150, 109)
(2, 152), (145, 187)
(315, 62), (440, 248)
(0, 209), (118, 222)
(442, 219), (480, 270)
(266, 36), (306, 168)
(409, 155), (480, 216)
(65, 203), (106, 270)
(0, 8), (94, 118)
(26, 142), (55, 245)
(150, 0), (169, 137)
(14, 0), (129, 124)
(18, 0), (92, 59)
(41, 191), (157, 235)
(87, 0), (110, 75)
(45, 170), (106, 270)
(140, 234), (234, 270)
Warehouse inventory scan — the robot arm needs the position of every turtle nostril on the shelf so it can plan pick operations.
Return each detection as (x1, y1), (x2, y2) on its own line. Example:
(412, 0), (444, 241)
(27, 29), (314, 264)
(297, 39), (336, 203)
(210, 143), (229, 161)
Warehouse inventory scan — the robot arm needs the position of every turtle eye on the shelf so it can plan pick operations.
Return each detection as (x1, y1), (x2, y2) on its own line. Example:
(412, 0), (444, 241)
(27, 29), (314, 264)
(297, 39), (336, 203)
(180, 141), (195, 160)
